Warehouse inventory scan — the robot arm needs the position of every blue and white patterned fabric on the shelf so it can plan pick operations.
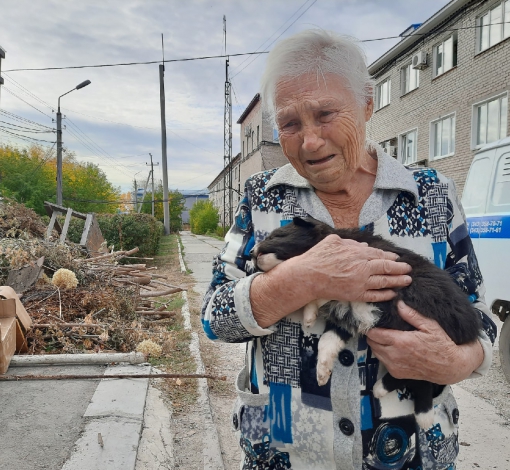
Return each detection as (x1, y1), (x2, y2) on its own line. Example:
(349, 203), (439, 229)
(201, 143), (496, 470)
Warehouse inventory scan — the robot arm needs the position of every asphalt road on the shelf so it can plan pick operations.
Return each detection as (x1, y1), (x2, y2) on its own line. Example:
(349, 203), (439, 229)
(0, 364), (104, 470)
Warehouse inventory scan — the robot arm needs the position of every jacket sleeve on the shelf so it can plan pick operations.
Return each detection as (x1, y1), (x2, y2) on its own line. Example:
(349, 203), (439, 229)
(200, 179), (278, 343)
(445, 178), (497, 378)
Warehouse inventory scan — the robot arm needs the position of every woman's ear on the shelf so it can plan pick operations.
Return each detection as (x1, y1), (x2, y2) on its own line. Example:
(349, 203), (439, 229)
(365, 97), (374, 122)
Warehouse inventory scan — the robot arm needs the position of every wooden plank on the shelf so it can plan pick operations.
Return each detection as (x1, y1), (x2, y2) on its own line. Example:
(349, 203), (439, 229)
(59, 208), (74, 243)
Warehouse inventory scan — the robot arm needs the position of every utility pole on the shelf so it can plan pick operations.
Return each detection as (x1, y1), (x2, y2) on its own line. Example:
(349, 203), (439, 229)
(55, 80), (91, 206)
(146, 153), (159, 217)
(223, 16), (233, 232)
(159, 34), (170, 234)
(133, 177), (138, 212)
(0, 46), (5, 107)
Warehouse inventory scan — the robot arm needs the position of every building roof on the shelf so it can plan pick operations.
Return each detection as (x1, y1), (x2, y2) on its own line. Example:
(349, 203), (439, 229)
(368, 0), (471, 75)
(236, 93), (260, 124)
(0, 46), (5, 59)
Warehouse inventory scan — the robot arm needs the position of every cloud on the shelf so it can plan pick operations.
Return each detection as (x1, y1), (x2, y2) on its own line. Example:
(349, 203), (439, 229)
(1, 0), (450, 193)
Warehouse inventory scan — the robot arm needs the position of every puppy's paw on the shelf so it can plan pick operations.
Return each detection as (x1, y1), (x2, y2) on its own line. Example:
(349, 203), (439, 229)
(373, 379), (389, 399)
(303, 303), (318, 328)
(415, 409), (435, 430)
(316, 362), (332, 386)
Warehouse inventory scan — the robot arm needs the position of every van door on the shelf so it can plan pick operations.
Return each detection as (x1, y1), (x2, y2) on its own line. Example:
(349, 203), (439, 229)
(475, 150), (510, 308)
(462, 155), (494, 259)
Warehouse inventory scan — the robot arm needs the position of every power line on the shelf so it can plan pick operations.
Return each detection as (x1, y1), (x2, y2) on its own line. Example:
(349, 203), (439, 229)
(4, 51), (270, 73)
(5, 21), (510, 75)
(231, 0), (316, 75)
(2, 87), (53, 119)
(0, 127), (56, 143)
(2, 73), (54, 110)
(0, 110), (53, 129)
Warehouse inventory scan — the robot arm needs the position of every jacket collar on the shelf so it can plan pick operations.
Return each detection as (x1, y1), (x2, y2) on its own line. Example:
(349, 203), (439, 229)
(265, 141), (419, 202)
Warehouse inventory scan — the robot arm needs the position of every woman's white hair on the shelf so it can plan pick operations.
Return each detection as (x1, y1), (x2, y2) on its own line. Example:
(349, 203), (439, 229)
(260, 29), (374, 123)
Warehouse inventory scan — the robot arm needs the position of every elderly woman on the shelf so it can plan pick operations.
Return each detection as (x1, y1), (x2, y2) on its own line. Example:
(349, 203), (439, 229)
(201, 30), (496, 470)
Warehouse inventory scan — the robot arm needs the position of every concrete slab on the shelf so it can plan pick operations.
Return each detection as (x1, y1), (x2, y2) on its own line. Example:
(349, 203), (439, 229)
(134, 384), (175, 470)
(62, 364), (151, 470)
(61, 417), (142, 470)
(0, 365), (103, 470)
(84, 364), (150, 420)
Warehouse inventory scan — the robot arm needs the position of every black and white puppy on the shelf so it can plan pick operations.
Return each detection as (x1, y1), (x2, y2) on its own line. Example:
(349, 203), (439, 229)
(251, 216), (481, 429)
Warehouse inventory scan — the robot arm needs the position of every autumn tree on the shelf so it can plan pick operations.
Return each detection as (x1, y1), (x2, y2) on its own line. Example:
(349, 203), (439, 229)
(0, 144), (120, 215)
(140, 183), (185, 232)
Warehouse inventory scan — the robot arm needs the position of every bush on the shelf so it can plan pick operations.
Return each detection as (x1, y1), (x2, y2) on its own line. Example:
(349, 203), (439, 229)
(66, 213), (164, 258)
(189, 200), (219, 235)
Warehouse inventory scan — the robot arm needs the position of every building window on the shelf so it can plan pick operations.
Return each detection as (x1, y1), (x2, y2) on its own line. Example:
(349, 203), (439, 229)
(252, 131), (255, 151)
(273, 128), (279, 142)
(399, 129), (418, 165)
(401, 63), (419, 95)
(473, 93), (508, 147)
(242, 141), (245, 158)
(430, 114), (455, 159)
(375, 78), (391, 110)
(257, 125), (260, 146)
(477, 1), (510, 53)
(433, 33), (457, 77)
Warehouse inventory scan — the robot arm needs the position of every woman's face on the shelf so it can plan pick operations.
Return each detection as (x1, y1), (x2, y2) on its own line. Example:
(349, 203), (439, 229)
(275, 73), (373, 193)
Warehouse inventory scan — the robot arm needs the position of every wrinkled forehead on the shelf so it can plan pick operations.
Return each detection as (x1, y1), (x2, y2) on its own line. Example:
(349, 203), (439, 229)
(274, 73), (356, 116)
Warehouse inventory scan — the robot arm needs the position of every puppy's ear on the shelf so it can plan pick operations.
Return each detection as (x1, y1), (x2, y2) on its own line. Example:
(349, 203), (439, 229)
(293, 217), (314, 228)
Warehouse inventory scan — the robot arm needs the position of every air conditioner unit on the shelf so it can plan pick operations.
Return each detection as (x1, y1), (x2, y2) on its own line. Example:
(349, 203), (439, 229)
(387, 146), (397, 157)
(412, 51), (428, 70)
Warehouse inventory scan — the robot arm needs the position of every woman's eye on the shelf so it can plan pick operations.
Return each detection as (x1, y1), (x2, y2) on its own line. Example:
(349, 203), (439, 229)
(319, 111), (335, 121)
(282, 121), (297, 129)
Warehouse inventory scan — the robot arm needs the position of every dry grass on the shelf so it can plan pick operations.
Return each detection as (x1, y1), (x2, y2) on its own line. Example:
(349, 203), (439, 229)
(147, 234), (199, 414)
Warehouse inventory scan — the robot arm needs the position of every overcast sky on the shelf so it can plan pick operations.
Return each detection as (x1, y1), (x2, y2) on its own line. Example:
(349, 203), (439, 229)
(0, 0), (451, 194)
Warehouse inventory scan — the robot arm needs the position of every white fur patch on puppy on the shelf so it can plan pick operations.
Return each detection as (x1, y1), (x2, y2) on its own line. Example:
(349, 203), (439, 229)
(350, 302), (380, 334)
(415, 409), (435, 430)
(256, 253), (282, 272)
(317, 330), (345, 386)
(372, 378), (389, 399)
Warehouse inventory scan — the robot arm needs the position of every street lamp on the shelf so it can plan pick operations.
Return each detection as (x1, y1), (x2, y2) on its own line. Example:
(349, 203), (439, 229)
(56, 80), (91, 206)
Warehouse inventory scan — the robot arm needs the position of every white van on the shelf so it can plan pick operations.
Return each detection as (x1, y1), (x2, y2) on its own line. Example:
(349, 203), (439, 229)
(462, 135), (510, 382)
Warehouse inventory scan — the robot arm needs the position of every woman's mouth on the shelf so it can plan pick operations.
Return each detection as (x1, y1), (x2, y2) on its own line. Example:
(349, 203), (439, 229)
(307, 155), (335, 165)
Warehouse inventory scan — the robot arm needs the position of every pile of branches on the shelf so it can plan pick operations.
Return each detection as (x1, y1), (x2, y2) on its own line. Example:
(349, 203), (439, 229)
(0, 199), (47, 240)
(0, 199), (186, 354)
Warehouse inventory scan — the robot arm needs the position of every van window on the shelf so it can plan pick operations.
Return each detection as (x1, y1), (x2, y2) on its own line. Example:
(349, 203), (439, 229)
(488, 152), (510, 213)
(463, 156), (492, 215)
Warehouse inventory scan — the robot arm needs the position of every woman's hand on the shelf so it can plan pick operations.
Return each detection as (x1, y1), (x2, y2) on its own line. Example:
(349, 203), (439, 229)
(366, 300), (484, 385)
(295, 234), (412, 303)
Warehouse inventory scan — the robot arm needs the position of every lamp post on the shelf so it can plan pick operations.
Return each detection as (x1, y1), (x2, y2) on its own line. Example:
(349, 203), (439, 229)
(56, 80), (91, 206)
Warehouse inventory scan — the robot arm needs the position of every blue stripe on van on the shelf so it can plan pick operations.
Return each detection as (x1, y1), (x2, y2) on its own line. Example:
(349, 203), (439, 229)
(466, 215), (510, 238)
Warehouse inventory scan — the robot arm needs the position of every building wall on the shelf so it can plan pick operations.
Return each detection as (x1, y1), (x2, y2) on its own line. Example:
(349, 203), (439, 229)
(182, 194), (209, 224)
(367, 0), (510, 194)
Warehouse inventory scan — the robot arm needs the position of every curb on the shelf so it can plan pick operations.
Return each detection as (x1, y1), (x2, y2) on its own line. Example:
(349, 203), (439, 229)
(178, 233), (225, 470)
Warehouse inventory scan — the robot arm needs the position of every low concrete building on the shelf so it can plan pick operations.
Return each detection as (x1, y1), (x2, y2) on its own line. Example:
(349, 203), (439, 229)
(367, 0), (510, 193)
(208, 93), (288, 224)
(180, 189), (209, 224)
(208, 154), (241, 226)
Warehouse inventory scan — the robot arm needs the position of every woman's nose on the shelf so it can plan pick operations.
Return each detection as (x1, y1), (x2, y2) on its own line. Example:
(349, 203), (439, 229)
(301, 125), (324, 152)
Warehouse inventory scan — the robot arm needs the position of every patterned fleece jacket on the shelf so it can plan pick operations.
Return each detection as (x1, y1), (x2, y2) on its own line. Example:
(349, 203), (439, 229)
(201, 143), (496, 470)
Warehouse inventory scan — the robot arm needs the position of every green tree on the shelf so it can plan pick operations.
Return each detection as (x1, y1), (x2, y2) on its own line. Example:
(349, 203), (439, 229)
(140, 183), (185, 232)
(0, 144), (120, 215)
(189, 200), (219, 235)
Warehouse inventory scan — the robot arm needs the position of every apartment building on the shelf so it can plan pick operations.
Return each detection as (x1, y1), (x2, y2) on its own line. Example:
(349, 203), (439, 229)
(208, 93), (288, 224)
(367, 0), (510, 193)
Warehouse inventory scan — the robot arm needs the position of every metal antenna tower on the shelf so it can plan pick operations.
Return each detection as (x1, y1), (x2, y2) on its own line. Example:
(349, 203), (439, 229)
(223, 15), (233, 231)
